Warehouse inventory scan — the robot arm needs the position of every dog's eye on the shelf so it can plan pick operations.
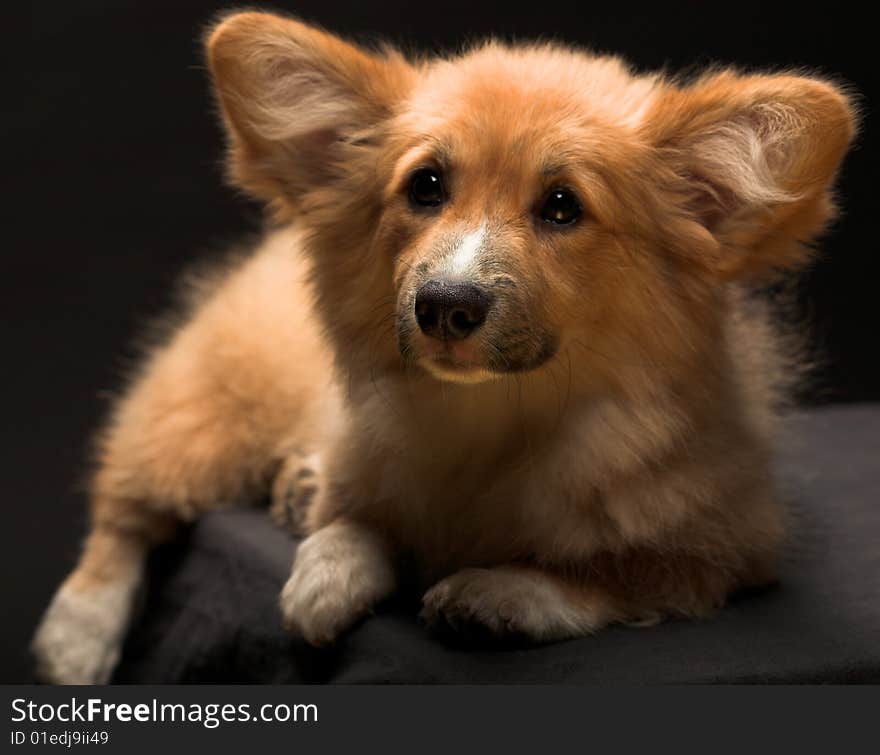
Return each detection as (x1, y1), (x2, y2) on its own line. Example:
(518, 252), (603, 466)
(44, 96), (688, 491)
(540, 188), (582, 225)
(409, 168), (445, 207)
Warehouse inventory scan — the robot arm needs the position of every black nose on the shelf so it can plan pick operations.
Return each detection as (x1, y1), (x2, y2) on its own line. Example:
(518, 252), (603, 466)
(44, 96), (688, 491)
(414, 280), (490, 341)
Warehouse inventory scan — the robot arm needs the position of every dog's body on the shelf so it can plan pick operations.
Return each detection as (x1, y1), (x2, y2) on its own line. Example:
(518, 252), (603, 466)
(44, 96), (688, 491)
(33, 12), (856, 683)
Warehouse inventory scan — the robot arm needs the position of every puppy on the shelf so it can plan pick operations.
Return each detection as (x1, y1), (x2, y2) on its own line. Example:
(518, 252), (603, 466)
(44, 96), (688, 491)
(33, 11), (856, 683)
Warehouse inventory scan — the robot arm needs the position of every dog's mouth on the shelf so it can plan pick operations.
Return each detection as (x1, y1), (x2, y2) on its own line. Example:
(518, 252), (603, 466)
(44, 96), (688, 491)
(399, 325), (558, 384)
(429, 354), (479, 368)
(417, 341), (497, 384)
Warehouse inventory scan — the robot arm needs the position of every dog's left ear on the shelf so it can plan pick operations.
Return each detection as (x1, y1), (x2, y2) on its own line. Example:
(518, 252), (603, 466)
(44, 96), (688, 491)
(205, 12), (415, 215)
(643, 72), (857, 279)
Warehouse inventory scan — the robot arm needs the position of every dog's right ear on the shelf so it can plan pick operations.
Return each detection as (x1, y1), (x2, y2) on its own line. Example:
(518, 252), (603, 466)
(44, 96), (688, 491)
(206, 12), (415, 215)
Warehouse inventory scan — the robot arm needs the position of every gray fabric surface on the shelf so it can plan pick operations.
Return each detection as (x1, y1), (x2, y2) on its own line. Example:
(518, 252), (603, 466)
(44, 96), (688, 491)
(113, 405), (880, 683)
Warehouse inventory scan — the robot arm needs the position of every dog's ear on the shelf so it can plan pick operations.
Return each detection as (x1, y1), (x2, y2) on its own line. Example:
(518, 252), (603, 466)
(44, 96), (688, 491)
(206, 12), (415, 215)
(643, 72), (857, 279)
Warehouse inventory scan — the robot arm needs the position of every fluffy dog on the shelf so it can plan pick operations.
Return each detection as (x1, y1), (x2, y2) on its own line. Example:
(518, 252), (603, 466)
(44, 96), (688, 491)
(33, 11), (856, 683)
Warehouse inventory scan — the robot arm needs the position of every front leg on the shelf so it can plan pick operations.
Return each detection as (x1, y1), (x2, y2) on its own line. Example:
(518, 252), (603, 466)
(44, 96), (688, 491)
(280, 519), (395, 646)
(421, 548), (771, 642)
(421, 565), (623, 642)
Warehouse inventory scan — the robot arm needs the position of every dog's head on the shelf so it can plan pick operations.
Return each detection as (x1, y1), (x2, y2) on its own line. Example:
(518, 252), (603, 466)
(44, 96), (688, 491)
(206, 12), (856, 390)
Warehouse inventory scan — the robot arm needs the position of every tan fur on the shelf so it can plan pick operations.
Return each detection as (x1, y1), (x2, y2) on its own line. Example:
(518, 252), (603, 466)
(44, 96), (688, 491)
(33, 11), (857, 682)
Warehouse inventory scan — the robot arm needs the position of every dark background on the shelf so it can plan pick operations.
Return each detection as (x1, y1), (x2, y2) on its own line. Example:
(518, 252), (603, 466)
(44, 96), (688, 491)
(3, 1), (876, 682)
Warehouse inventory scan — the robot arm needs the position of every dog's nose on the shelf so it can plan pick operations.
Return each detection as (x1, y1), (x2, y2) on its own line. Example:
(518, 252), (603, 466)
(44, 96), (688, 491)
(414, 280), (490, 340)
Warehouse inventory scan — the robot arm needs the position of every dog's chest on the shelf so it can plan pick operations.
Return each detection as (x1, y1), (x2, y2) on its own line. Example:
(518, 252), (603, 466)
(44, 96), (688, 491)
(369, 444), (600, 582)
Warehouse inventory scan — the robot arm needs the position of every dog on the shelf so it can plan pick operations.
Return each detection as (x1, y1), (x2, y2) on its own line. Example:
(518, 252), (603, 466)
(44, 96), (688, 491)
(32, 10), (856, 683)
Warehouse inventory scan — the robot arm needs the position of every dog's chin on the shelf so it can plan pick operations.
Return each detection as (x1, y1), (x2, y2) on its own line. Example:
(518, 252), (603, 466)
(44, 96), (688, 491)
(417, 356), (499, 385)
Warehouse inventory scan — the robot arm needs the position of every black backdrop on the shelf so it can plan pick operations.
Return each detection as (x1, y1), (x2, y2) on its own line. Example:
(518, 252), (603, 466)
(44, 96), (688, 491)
(3, 1), (876, 682)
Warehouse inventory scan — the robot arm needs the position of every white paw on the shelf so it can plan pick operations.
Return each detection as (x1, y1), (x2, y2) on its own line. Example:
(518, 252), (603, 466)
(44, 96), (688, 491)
(421, 567), (605, 641)
(280, 521), (395, 646)
(32, 579), (139, 684)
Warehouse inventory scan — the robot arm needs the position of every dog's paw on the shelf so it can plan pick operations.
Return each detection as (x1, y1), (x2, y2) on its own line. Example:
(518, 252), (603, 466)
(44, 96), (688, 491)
(270, 451), (323, 534)
(421, 567), (603, 642)
(32, 582), (137, 684)
(280, 521), (395, 646)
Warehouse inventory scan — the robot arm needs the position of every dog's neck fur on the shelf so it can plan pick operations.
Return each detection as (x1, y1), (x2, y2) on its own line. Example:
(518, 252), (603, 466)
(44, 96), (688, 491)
(338, 332), (730, 481)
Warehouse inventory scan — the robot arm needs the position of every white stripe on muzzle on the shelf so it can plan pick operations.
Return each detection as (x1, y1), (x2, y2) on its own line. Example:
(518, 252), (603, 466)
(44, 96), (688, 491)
(446, 224), (488, 276)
